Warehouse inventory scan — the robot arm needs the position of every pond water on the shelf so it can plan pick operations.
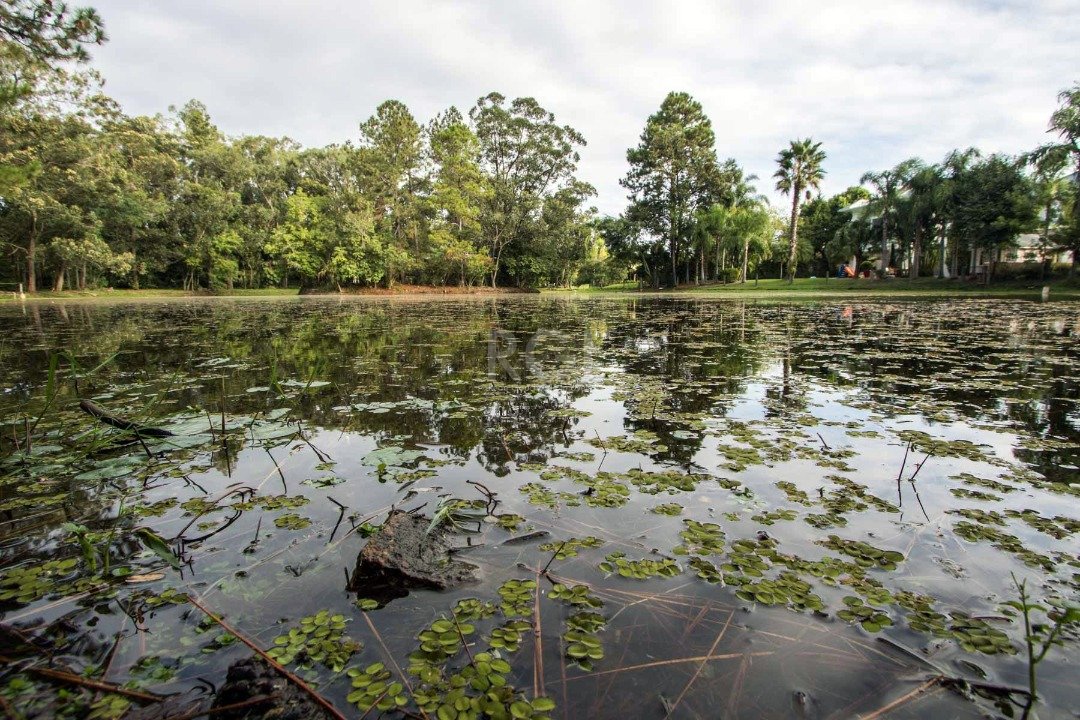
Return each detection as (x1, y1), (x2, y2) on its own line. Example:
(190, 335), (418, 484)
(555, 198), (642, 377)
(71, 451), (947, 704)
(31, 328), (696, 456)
(1, 296), (1078, 720)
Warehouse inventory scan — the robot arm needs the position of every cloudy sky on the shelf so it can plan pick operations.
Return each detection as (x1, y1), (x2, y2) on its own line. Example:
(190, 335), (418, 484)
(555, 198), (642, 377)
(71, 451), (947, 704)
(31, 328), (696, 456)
(88, 0), (1079, 214)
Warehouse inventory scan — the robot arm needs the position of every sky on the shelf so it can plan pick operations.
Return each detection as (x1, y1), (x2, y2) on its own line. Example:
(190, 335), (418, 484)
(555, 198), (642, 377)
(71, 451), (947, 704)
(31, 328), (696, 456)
(87, 0), (1080, 215)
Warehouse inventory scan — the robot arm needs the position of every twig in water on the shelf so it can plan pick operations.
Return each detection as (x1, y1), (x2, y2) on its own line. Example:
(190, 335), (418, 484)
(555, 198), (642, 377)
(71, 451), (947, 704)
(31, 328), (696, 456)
(665, 610), (734, 717)
(532, 569), (544, 700)
(540, 541), (568, 576)
(907, 452), (933, 482)
(466, 479), (498, 514)
(327, 497), (347, 544)
(361, 611), (429, 720)
(816, 432), (830, 450)
(295, 420), (333, 463)
(265, 447), (286, 493)
(185, 595), (347, 720)
(0, 657), (163, 703)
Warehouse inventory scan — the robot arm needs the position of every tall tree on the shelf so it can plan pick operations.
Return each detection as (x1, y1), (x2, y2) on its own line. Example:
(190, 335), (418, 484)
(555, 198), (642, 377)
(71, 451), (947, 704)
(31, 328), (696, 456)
(774, 138), (826, 283)
(859, 157), (919, 274)
(899, 164), (946, 278)
(357, 99), (423, 286)
(1030, 83), (1080, 274)
(428, 107), (490, 285)
(470, 92), (585, 287)
(622, 91), (721, 287)
(951, 154), (1037, 277)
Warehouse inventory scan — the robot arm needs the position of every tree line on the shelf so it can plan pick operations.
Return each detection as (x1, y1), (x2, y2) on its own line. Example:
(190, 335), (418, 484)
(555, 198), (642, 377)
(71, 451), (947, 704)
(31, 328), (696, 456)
(610, 87), (1079, 287)
(2, 2), (1077, 292)
(1, 2), (613, 292)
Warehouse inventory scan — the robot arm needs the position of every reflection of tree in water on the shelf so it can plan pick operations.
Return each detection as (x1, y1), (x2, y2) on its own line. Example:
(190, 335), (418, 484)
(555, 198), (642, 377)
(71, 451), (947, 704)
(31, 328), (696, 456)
(597, 301), (770, 465)
(3, 297), (1078, 483)
(779, 303), (1080, 483)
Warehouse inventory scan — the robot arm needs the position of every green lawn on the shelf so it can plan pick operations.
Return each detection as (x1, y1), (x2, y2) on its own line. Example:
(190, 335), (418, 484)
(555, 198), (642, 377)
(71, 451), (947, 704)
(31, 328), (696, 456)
(559, 277), (1080, 299)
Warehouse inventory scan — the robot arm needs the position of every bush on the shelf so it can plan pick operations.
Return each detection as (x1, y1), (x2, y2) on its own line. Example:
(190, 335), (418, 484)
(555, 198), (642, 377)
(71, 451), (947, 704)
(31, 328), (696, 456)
(718, 267), (740, 283)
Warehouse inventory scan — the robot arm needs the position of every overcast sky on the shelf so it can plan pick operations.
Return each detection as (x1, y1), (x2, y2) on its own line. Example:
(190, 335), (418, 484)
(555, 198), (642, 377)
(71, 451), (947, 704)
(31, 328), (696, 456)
(88, 0), (1079, 215)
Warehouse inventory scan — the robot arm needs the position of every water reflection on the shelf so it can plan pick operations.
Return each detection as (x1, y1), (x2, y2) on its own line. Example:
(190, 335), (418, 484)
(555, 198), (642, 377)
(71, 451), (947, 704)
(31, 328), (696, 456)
(0, 296), (1078, 719)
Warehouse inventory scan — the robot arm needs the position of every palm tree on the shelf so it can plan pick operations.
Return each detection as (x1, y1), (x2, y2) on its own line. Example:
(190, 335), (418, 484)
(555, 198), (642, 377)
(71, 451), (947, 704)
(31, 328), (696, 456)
(901, 164), (945, 279)
(860, 158), (921, 274)
(940, 148), (981, 277)
(1029, 83), (1080, 276)
(774, 139), (826, 283)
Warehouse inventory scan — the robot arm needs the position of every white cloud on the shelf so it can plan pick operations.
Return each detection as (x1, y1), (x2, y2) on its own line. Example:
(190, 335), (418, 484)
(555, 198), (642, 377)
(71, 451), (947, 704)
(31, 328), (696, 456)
(89, 0), (1080, 213)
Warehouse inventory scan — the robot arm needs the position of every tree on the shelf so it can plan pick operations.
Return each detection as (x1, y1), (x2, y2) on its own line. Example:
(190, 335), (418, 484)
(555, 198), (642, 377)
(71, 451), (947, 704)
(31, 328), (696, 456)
(1030, 84), (1080, 275)
(0, 0), (105, 64)
(899, 164), (946, 278)
(860, 158), (920, 274)
(774, 138), (826, 283)
(471, 92), (585, 287)
(951, 154), (1037, 278)
(357, 99), (423, 286)
(428, 108), (489, 285)
(622, 92), (721, 287)
(800, 186), (869, 276)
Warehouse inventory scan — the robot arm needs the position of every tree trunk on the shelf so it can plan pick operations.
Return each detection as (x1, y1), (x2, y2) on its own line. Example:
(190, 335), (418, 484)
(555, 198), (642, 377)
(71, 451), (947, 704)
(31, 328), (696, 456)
(53, 263), (66, 292)
(786, 187), (801, 284)
(27, 213), (38, 293)
(741, 236), (749, 283)
(938, 227), (946, 278)
(910, 223), (923, 279)
(669, 229), (678, 288)
(879, 204), (890, 274)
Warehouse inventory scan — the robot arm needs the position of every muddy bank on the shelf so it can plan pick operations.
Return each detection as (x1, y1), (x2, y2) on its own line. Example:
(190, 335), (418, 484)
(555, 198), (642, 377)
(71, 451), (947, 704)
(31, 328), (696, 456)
(299, 283), (539, 296)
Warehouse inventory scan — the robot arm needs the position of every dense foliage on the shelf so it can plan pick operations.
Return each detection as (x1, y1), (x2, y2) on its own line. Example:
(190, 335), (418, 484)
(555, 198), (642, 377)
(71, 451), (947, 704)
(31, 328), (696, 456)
(0, 15), (603, 292)
(1, 3), (1078, 292)
(608, 88), (1078, 286)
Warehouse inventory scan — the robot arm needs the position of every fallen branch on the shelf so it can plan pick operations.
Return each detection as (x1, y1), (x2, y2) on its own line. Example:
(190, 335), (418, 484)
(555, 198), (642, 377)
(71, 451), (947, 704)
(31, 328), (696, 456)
(185, 595), (347, 720)
(0, 658), (163, 703)
(79, 399), (173, 437)
(859, 677), (941, 719)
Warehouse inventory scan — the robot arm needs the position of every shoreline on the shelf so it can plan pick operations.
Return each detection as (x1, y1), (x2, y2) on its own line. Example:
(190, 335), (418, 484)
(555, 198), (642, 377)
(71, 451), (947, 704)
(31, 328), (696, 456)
(3, 278), (1079, 303)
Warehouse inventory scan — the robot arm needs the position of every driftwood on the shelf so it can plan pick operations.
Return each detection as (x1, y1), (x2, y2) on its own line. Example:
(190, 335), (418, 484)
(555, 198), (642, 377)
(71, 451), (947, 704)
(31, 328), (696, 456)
(79, 399), (174, 437)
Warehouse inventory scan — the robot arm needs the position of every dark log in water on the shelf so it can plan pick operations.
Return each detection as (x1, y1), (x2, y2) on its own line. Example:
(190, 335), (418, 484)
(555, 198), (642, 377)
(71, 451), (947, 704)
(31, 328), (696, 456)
(79, 398), (174, 437)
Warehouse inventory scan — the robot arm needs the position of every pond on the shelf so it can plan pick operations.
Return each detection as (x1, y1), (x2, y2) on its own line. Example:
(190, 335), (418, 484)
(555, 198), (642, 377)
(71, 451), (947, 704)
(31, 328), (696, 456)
(1, 296), (1078, 720)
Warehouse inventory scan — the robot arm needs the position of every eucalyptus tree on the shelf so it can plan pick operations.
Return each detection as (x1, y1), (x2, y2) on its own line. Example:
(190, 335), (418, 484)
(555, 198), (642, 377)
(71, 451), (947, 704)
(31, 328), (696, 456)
(470, 92), (585, 287)
(97, 114), (182, 289)
(234, 135), (300, 287)
(0, 54), (109, 291)
(168, 100), (245, 290)
(622, 91), (722, 287)
(860, 157), (920, 273)
(774, 138), (826, 282)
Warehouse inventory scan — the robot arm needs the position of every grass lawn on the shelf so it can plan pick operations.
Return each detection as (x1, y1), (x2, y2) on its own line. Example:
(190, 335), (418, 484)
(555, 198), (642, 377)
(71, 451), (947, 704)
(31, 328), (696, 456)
(558, 276), (1080, 299)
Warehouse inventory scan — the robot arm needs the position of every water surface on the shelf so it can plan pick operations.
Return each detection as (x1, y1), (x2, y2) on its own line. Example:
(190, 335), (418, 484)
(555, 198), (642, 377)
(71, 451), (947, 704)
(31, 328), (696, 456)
(1, 296), (1078, 719)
